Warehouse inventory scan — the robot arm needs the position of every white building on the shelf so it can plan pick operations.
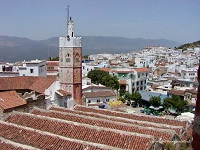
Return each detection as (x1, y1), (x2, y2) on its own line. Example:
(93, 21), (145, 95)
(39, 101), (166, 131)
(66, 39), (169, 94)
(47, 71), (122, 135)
(108, 67), (149, 96)
(82, 62), (98, 76)
(0, 60), (47, 77)
(82, 76), (91, 85)
(44, 81), (73, 109)
(181, 68), (198, 81)
(17, 59), (47, 77)
(82, 85), (116, 107)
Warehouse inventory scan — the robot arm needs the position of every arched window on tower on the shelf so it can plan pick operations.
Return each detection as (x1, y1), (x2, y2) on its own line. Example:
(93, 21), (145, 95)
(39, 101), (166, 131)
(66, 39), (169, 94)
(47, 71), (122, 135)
(66, 53), (71, 62)
(60, 51), (63, 62)
(72, 32), (73, 37)
(75, 53), (80, 63)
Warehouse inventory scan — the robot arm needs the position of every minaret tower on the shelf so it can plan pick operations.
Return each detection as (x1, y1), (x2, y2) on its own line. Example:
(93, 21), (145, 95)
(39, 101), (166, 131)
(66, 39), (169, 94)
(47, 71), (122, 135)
(59, 16), (82, 105)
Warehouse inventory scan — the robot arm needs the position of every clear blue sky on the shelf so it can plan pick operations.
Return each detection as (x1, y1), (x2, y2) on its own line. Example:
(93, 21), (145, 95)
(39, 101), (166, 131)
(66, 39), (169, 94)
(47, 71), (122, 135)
(0, 0), (199, 43)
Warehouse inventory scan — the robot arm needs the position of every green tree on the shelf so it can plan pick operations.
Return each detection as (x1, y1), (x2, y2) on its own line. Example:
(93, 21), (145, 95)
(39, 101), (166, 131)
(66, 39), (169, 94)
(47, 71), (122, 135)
(87, 70), (119, 90)
(49, 56), (59, 61)
(87, 70), (108, 84)
(163, 97), (172, 109)
(171, 95), (188, 114)
(118, 97), (126, 103)
(124, 92), (133, 100)
(163, 95), (188, 114)
(102, 75), (119, 90)
(83, 55), (89, 59)
(149, 96), (161, 107)
(132, 91), (142, 106)
(123, 92), (134, 106)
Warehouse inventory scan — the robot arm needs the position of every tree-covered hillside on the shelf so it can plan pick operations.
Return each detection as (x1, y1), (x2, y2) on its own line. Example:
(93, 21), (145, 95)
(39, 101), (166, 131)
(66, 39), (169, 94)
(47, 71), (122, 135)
(177, 40), (200, 50)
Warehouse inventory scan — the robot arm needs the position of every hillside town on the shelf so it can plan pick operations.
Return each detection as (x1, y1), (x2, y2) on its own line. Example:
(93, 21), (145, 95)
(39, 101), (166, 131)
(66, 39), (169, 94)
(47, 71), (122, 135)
(0, 17), (199, 149)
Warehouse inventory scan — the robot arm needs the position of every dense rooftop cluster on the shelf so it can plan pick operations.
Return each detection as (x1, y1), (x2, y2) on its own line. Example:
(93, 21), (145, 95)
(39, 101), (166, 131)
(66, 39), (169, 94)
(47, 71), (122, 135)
(0, 104), (191, 149)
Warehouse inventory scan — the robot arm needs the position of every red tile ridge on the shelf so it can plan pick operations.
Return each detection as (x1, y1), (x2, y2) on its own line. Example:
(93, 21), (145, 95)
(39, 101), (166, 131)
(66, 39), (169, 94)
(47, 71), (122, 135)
(133, 68), (150, 73)
(31, 107), (173, 141)
(0, 137), (36, 150)
(0, 120), (118, 150)
(51, 106), (184, 136)
(73, 105), (188, 128)
(0, 91), (26, 110)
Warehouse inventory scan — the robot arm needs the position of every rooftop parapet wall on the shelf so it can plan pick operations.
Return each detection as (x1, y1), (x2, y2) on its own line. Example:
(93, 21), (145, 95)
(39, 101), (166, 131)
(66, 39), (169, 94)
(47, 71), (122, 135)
(59, 37), (82, 47)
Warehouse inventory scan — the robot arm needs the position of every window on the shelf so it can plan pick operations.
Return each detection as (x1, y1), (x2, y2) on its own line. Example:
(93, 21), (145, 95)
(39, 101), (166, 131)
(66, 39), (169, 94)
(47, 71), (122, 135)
(30, 69), (34, 73)
(64, 102), (67, 108)
(47, 66), (54, 70)
(106, 99), (110, 102)
(66, 53), (71, 62)
(97, 99), (100, 103)
(88, 100), (91, 103)
(76, 58), (80, 63)
(66, 58), (70, 62)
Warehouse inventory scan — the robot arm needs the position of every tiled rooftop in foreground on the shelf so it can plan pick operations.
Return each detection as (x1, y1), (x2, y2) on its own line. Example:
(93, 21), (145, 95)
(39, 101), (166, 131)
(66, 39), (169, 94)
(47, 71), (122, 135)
(0, 105), (191, 150)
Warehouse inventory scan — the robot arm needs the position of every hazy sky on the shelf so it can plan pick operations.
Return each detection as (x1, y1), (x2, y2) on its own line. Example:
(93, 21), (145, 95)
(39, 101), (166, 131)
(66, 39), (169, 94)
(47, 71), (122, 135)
(0, 0), (199, 43)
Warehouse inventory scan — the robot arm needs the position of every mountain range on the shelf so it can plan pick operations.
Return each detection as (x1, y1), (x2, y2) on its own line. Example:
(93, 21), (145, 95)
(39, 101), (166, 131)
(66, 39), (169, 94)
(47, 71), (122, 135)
(0, 35), (181, 62)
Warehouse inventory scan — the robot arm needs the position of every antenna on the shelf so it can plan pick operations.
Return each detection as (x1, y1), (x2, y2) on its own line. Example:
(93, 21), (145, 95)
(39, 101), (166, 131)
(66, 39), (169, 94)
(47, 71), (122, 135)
(66, 5), (70, 32)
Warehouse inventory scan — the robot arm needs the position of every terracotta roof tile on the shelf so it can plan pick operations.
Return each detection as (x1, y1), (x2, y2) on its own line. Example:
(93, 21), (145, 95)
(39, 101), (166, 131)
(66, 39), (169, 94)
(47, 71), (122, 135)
(0, 91), (26, 110)
(83, 91), (115, 98)
(100, 68), (112, 72)
(119, 80), (126, 85)
(6, 112), (154, 150)
(57, 90), (71, 96)
(168, 89), (185, 96)
(0, 121), (105, 150)
(0, 76), (56, 94)
(133, 68), (150, 73)
(83, 85), (110, 91)
(111, 70), (134, 73)
(0, 76), (37, 91)
(31, 108), (174, 141)
(74, 105), (188, 128)
(151, 84), (160, 90)
(46, 61), (59, 66)
(29, 77), (56, 94)
(0, 139), (27, 150)
(51, 106), (183, 135)
(185, 89), (197, 94)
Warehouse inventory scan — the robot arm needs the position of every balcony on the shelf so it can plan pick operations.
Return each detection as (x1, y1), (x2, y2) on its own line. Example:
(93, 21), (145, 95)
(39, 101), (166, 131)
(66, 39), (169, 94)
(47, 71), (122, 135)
(118, 73), (135, 80)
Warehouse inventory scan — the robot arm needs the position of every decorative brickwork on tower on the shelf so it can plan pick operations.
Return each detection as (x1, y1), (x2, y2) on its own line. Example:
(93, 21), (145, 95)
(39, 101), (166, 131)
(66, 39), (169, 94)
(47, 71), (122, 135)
(192, 62), (200, 149)
(59, 17), (82, 105)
